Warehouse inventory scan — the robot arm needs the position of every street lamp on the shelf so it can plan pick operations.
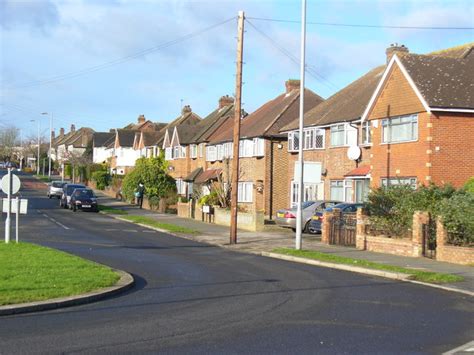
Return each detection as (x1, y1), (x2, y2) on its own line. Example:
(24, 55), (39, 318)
(30, 119), (40, 175)
(41, 112), (53, 178)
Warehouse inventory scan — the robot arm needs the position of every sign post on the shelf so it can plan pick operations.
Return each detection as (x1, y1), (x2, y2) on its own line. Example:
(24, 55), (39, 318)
(1, 169), (21, 243)
(16, 197), (19, 243)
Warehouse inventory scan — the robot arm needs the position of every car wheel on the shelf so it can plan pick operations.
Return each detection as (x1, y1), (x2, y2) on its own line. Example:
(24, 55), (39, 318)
(48, 195), (51, 199)
(303, 221), (311, 234)
(291, 228), (296, 232)
(73, 205), (77, 212)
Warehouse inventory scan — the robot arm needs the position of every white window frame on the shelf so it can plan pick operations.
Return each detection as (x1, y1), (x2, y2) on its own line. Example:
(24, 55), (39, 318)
(176, 178), (186, 195)
(381, 114), (418, 144)
(290, 181), (319, 207)
(199, 143), (204, 158)
(165, 147), (173, 161)
(381, 177), (417, 189)
(330, 179), (353, 202)
(206, 146), (217, 162)
(330, 123), (357, 147)
(217, 144), (224, 161)
(239, 140), (253, 158)
(288, 131), (300, 152)
(253, 138), (265, 157)
(190, 144), (197, 159)
(361, 121), (372, 145)
(237, 182), (253, 203)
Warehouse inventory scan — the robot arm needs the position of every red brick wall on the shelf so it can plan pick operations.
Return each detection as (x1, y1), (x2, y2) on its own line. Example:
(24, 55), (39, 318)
(431, 112), (474, 188)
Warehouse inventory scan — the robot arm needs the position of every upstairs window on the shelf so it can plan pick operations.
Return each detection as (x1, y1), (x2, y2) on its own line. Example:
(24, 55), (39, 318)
(199, 143), (204, 158)
(253, 138), (265, 157)
(217, 144), (224, 161)
(303, 128), (325, 150)
(361, 121), (372, 145)
(239, 140), (254, 157)
(330, 123), (357, 147)
(382, 114), (418, 143)
(190, 144), (198, 159)
(165, 147), (173, 161)
(288, 131), (300, 152)
(206, 146), (217, 162)
(223, 142), (233, 158)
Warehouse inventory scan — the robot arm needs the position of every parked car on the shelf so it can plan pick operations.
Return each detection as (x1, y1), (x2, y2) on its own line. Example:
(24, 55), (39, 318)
(69, 188), (99, 212)
(60, 183), (86, 209)
(47, 181), (66, 199)
(308, 202), (365, 234)
(275, 200), (342, 233)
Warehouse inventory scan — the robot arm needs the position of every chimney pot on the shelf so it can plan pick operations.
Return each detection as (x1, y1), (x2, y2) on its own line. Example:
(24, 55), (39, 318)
(60, 128), (65, 136)
(70, 124), (75, 133)
(138, 114), (146, 124)
(51, 130), (55, 139)
(181, 105), (192, 114)
(218, 95), (234, 109)
(285, 79), (300, 94)
(386, 44), (409, 64)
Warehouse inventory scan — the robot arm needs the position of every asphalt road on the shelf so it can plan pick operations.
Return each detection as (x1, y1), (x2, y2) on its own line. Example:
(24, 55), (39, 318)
(0, 171), (473, 354)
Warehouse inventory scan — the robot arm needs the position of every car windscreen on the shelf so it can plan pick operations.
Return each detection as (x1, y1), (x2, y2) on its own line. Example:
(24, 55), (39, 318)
(76, 190), (94, 198)
(66, 185), (84, 195)
(52, 182), (64, 188)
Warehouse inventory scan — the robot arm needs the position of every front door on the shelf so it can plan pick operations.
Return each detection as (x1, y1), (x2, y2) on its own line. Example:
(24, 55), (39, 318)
(354, 179), (370, 203)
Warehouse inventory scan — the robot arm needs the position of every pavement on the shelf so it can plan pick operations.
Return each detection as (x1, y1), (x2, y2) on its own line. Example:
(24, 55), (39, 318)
(96, 191), (474, 295)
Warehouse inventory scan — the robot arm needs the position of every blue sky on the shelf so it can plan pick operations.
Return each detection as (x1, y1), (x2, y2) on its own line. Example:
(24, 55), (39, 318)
(1, 0), (473, 139)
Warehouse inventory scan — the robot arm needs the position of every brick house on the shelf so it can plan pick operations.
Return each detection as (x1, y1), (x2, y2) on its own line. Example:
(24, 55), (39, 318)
(52, 124), (94, 166)
(203, 80), (324, 220)
(280, 67), (385, 205)
(362, 43), (474, 188)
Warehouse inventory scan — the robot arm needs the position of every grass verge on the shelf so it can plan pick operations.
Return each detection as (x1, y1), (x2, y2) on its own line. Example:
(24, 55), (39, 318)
(121, 215), (197, 234)
(0, 242), (120, 306)
(33, 174), (51, 183)
(98, 205), (128, 215)
(272, 248), (464, 284)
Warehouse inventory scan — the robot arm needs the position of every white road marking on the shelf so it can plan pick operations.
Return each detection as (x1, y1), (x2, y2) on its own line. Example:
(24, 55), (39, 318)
(142, 230), (156, 233)
(55, 221), (70, 230)
(39, 211), (70, 230)
(444, 340), (474, 354)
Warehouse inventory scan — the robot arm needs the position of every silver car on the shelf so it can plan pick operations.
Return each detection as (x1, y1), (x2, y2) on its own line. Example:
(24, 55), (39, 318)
(275, 200), (342, 233)
(47, 181), (66, 199)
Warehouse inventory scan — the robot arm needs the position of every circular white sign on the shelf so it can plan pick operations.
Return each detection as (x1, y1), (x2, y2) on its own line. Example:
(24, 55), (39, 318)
(347, 146), (362, 161)
(1, 174), (21, 195)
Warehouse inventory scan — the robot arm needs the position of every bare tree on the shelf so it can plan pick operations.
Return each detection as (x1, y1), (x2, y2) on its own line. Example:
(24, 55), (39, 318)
(0, 125), (19, 162)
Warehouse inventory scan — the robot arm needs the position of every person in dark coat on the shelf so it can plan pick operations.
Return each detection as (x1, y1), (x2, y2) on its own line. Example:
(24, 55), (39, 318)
(136, 183), (145, 209)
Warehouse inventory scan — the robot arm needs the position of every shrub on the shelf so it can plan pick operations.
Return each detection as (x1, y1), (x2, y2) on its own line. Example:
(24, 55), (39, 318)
(439, 191), (474, 246)
(198, 190), (220, 206)
(91, 170), (111, 190)
(464, 177), (474, 194)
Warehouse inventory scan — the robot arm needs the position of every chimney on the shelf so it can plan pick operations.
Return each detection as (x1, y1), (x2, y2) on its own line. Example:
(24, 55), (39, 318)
(70, 124), (76, 132)
(138, 114), (146, 124)
(285, 79), (300, 94)
(218, 95), (234, 109)
(51, 130), (55, 140)
(181, 105), (192, 115)
(386, 43), (409, 64)
(60, 127), (65, 137)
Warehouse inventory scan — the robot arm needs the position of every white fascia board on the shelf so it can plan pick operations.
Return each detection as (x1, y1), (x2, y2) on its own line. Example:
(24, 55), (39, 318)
(162, 130), (170, 149)
(171, 126), (180, 147)
(430, 108), (474, 113)
(361, 55), (430, 122)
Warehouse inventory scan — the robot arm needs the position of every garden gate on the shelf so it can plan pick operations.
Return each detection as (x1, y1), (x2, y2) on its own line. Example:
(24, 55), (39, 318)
(329, 212), (357, 247)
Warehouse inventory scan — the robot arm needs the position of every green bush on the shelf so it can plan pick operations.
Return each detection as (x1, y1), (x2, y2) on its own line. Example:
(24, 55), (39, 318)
(366, 184), (456, 237)
(464, 177), (474, 194)
(91, 170), (111, 190)
(121, 156), (176, 203)
(198, 190), (220, 206)
(439, 192), (474, 245)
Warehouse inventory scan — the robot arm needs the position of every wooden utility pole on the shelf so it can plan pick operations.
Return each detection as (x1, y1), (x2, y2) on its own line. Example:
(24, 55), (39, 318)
(230, 11), (245, 245)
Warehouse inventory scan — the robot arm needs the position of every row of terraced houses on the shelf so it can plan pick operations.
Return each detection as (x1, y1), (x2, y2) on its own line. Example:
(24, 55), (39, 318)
(51, 43), (474, 229)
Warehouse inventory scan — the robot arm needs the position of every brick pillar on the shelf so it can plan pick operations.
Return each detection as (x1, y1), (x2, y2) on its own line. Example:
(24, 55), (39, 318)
(412, 211), (429, 256)
(436, 217), (447, 247)
(356, 207), (367, 250)
(321, 210), (334, 244)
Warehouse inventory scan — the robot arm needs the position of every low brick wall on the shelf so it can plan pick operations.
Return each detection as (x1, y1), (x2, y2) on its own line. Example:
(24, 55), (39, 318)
(177, 201), (191, 218)
(436, 218), (474, 265)
(214, 208), (265, 231)
(356, 235), (420, 257)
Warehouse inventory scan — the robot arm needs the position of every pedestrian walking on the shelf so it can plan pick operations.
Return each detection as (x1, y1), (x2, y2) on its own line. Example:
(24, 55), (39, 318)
(136, 182), (145, 209)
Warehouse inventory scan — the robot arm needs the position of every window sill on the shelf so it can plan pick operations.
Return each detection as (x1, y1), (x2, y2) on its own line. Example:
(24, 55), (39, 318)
(380, 139), (418, 145)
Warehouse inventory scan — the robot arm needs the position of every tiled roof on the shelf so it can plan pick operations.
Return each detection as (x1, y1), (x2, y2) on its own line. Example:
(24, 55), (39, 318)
(209, 88), (323, 144)
(400, 53), (474, 110)
(194, 168), (222, 184)
(142, 131), (163, 147)
(154, 111), (202, 146)
(116, 130), (138, 147)
(93, 132), (114, 147)
(189, 104), (234, 144)
(344, 165), (371, 177)
(428, 42), (474, 59)
(184, 167), (203, 182)
(281, 67), (385, 132)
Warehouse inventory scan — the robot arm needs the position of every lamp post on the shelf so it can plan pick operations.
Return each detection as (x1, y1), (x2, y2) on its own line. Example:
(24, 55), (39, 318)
(41, 112), (53, 178)
(30, 119), (40, 175)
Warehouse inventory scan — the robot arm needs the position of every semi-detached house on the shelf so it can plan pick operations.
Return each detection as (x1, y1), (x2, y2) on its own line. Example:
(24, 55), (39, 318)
(203, 80), (324, 220)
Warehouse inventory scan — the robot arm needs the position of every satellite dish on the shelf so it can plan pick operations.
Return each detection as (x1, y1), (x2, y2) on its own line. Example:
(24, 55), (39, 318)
(347, 146), (361, 161)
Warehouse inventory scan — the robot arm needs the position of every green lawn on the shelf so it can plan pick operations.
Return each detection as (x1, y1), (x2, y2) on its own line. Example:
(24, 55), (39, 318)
(272, 248), (464, 284)
(33, 175), (51, 183)
(121, 215), (198, 234)
(0, 242), (120, 306)
(98, 205), (129, 215)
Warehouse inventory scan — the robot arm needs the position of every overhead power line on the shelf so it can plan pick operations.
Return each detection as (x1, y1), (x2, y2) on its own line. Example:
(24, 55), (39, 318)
(4, 17), (235, 90)
(246, 20), (340, 92)
(246, 16), (474, 30)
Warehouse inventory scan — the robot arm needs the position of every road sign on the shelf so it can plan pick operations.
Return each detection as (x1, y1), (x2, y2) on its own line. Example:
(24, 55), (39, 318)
(1, 174), (21, 195)
(2, 198), (28, 214)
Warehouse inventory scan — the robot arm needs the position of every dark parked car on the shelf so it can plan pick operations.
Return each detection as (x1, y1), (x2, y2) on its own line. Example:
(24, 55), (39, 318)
(308, 202), (365, 234)
(275, 200), (341, 233)
(60, 183), (86, 209)
(69, 188), (98, 212)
